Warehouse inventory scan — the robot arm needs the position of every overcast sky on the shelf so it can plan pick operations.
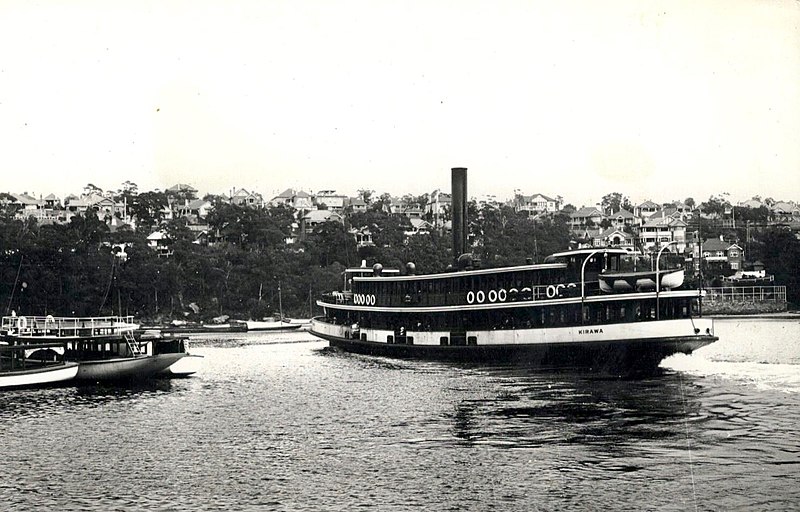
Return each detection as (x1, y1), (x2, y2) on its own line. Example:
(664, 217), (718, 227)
(2, 0), (799, 208)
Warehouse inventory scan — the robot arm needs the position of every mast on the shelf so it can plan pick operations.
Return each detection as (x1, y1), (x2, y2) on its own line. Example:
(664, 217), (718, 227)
(278, 280), (283, 321)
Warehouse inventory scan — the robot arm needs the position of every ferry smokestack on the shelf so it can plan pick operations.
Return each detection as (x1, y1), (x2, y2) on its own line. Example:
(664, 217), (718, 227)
(451, 167), (468, 263)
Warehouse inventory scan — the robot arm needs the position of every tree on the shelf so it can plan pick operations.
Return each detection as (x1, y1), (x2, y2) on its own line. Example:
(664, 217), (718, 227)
(684, 197), (695, 209)
(561, 203), (576, 215)
(699, 195), (729, 217)
(307, 220), (355, 267)
(370, 192), (393, 213)
(357, 189), (374, 204)
(83, 183), (102, 196)
(601, 192), (632, 215)
(129, 191), (168, 232)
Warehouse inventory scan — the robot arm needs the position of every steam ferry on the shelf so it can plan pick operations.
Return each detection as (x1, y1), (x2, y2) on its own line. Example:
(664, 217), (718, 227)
(309, 168), (717, 374)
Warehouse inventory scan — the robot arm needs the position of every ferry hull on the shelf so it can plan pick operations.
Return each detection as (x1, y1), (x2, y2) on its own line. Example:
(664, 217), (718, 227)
(311, 325), (716, 375)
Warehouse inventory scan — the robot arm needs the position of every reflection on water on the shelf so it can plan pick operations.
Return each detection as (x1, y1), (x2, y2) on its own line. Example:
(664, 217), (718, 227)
(1, 321), (799, 511)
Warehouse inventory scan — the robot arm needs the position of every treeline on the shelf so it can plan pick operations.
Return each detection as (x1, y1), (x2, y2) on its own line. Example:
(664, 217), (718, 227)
(1, 200), (797, 321)
(0, 201), (571, 322)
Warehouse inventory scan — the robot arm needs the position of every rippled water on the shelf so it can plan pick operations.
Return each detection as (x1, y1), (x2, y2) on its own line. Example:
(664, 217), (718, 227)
(1, 319), (799, 511)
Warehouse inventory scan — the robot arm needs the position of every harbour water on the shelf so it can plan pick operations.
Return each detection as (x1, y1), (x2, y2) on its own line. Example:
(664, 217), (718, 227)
(1, 317), (798, 511)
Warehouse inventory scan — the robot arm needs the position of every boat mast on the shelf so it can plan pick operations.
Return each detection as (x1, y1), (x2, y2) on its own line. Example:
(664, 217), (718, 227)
(278, 280), (283, 321)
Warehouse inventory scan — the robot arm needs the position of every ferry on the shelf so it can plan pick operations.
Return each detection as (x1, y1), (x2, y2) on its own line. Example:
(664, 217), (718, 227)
(309, 168), (717, 375)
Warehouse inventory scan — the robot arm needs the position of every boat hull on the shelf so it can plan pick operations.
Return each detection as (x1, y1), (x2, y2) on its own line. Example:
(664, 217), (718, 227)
(159, 354), (204, 377)
(75, 353), (184, 381)
(0, 362), (79, 389)
(310, 318), (717, 375)
(245, 321), (304, 332)
(317, 333), (714, 375)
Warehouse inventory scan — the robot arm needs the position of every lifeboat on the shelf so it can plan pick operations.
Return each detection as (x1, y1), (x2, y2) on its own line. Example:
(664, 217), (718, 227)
(599, 268), (685, 293)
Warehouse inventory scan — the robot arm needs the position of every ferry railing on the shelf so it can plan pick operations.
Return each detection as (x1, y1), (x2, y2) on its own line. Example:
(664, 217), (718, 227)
(1, 315), (137, 337)
(703, 286), (787, 303)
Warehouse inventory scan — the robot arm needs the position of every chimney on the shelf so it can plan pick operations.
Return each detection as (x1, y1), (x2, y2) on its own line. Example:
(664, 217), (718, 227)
(451, 167), (468, 262)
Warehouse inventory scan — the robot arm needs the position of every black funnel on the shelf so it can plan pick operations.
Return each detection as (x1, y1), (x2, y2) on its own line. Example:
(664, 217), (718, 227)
(451, 167), (468, 263)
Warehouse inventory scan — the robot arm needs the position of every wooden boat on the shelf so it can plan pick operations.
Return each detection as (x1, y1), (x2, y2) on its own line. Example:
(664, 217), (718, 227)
(160, 354), (204, 377)
(309, 168), (717, 375)
(75, 353), (184, 381)
(244, 319), (304, 332)
(151, 335), (204, 377)
(599, 268), (685, 293)
(1, 315), (186, 382)
(1, 341), (79, 389)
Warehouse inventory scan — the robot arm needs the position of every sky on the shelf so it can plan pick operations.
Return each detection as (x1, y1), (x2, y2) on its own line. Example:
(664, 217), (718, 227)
(1, 0), (799, 208)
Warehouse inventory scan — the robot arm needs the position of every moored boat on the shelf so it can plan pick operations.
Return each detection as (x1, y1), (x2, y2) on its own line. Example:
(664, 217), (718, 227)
(244, 319), (304, 332)
(1, 341), (79, 389)
(309, 168), (717, 375)
(1, 315), (186, 382)
(151, 335), (204, 377)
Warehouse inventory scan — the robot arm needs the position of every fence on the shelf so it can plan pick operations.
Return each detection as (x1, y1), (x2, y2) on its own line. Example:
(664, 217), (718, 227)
(704, 286), (787, 303)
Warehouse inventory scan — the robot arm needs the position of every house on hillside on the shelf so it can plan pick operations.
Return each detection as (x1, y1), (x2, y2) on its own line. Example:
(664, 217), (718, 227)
(147, 231), (173, 258)
(404, 218), (433, 239)
(569, 206), (604, 229)
(230, 188), (264, 208)
(176, 199), (213, 220)
(638, 216), (688, 253)
(739, 198), (763, 209)
(42, 194), (61, 209)
(314, 190), (347, 212)
(348, 197), (368, 214)
(10, 193), (40, 212)
(771, 201), (800, 223)
(592, 228), (636, 251)
(634, 200), (661, 220)
(515, 193), (560, 215)
(166, 183), (197, 198)
(570, 227), (603, 249)
(302, 209), (344, 233)
(701, 237), (743, 270)
(426, 191), (451, 225)
(268, 188), (313, 210)
(349, 226), (374, 247)
(65, 194), (124, 221)
(607, 208), (638, 228)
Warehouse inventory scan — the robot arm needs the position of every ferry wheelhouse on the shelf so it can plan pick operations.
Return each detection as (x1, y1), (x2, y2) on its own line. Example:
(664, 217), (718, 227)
(309, 168), (717, 374)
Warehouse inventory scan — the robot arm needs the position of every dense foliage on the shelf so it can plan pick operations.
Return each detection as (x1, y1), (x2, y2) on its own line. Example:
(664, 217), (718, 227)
(1, 199), (797, 322)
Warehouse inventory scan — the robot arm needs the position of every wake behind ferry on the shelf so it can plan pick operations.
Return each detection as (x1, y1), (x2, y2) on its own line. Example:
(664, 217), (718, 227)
(310, 168), (717, 375)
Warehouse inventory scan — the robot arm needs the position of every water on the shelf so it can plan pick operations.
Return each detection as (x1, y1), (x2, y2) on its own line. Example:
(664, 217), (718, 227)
(1, 319), (799, 511)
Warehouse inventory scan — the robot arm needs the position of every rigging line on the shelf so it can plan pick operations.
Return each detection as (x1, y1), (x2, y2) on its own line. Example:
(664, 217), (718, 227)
(5, 255), (24, 315)
(98, 256), (116, 314)
(677, 370), (699, 512)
